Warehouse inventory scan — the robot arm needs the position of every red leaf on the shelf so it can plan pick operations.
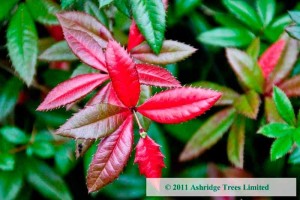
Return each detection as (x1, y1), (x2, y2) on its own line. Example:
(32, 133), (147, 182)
(87, 115), (133, 192)
(56, 104), (131, 139)
(258, 39), (286, 78)
(63, 28), (107, 72)
(87, 83), (124, 107)
(127, 21), (145, 51)
(137, 87), (221, 123)
(37, 73), (108, 110)
(56, 12), (113, 47)
(46, 25), (64, 41)
(136, 64), (181, 87)
(106, 40), (140, 108)
(279, 75), (300, 97)
(134, 135), (165, 179)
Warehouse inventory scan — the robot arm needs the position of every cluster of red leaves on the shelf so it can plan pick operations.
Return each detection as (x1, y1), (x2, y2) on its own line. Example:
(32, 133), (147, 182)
(37, 8), (221, 192)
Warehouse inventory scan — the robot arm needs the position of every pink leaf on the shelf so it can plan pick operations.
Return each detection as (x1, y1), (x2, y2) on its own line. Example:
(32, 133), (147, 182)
(105, 40), (140, 108)
(87, 83), (124, 107)
(137, 87), (221, 123)
(37, 74), (109, 110)
(56, 103), (131, 139)
(136, 64), (181, 87)
(56, 12), (112, 47)
(127, 21), (145, 51)
(258, 39), (286, 78)
(279, 75), (300, 97)
(134, 135), (165, 188)
(63, 28), (107, 72)
(87, 115), (133, 192)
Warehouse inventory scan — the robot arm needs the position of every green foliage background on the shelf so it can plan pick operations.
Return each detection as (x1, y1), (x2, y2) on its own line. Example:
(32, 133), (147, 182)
(1, 0), (300, 199)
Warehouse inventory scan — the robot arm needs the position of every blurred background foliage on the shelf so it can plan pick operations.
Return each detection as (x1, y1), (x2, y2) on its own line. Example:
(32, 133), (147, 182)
(1, 0), (300, 199)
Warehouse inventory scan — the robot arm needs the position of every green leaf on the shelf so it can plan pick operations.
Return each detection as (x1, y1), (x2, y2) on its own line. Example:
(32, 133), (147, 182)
(227, 115), (245, 168)
(55, 140), (76, 175)
(84, 1), (109, 27)
(26, 0), (61, 25)
(39, 41), (77, 61)
(61, 0), (76, 9)
(198, 27), (255, 47)
(130, 0), (166, 54)
(28, 142), (55, 158)
(164, 119), (202, 143)
(0, 153), (15, 171)
(226, 48), (264, 93)
(273, 86), (296, 126)
(175, 0), (200, 19)
(288, 11), (300, 24)
(265, 97), (284, 123)
(0, 126), (29, 144)
(99, 0), (113, 8)
(293, 128), (300, 147)
(289, 147), (300, 164)
(270, 135), (293, 161)
(213, 12), (245, 28)
(0, 168), (23, 200)
(0, 78), (23, 121)
(286, 25), (300, 40)
(246, 38), (260, 60)
(26, 157), (72, 200)
(114, 0), (131, 17)
(234, 90), (260, 119)
(258, 123), (295, 138)
(7, 4), (38, 85)
(71, 64), (98, 78)
(137, 85), (152, 131)
(0, 0), (19, 21)
(192, 81), (239, 106)
(265, 15), (291, 42)
(179, 108), (235, 162)
(223, 0), (262, 31)
(256, 0), (275, 27)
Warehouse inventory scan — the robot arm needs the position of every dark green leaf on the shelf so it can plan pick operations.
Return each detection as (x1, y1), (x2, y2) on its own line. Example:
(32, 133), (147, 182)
(0, 168), (23, 200)
(288, 11), (300, 24)
(198, 27), (254, 47)
(84, 1), (109, 27)
(270, 135), (293, 161)
(61, 0), (75, 9)
(227, 115), (245, 168)
(192, 81), (239, 106)
(226, 48), (264, 93)
(289, 147), (300, 164)
(7, 4), (38, 85)
(258, 123), (294, 138)
(99, 0), (113, 8)
(286, 25), (300, 40)
(0, 0), (19, 21)
(234, 90), (260, 119)
(137, 85), (152, 131)
(71, 64), (98, 78)
(25, 157), (72, 200)
(164, 119), (202, 143)
(114, 0), (131, 17)
(39, 41), (77, 61)
(55, 140), (76, 175)
(130, 0), (166, 54)
(223, 0), (262, 31)
(0, 153), (15, 171)
(0, 78), (23, 121)
(273, 86), (296, 126)
(180, 108), (235, 162)
(26, 0), (61, 25)
(0, 126), (29, 144)
(175, 0), (200, 19)
(256, 0), (275, 27)
(213, 12), (245, 28)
